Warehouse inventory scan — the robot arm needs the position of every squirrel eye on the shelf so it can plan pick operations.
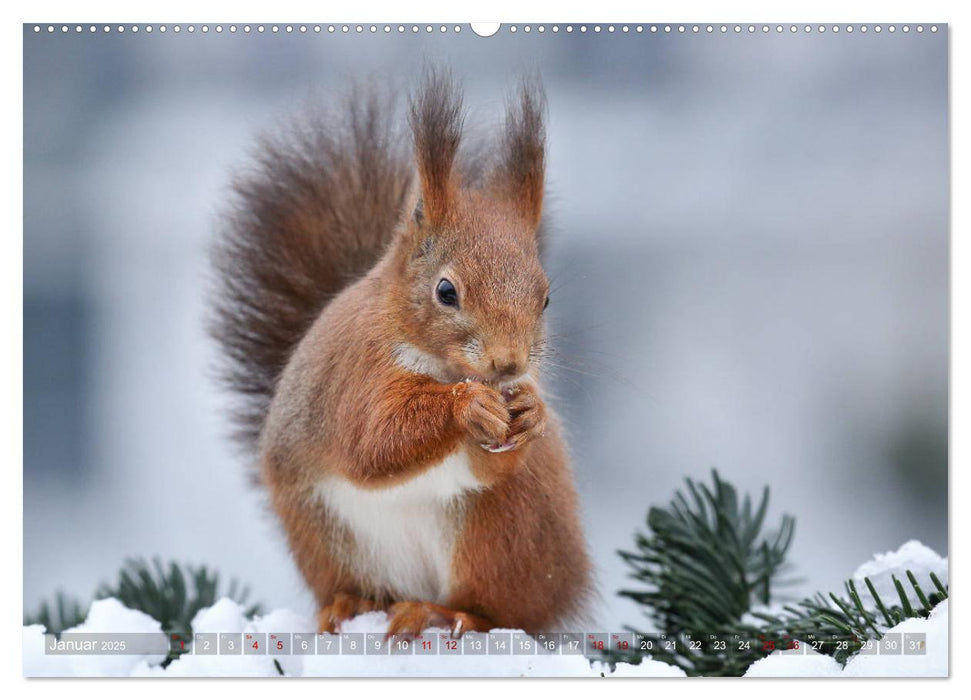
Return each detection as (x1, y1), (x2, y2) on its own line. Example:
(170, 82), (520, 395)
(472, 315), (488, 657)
(436, 278), (459, 308)
(544, 295), (550, 310)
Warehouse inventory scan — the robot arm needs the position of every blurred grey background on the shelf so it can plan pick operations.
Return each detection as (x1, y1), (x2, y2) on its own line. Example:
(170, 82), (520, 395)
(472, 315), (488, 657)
(23, 25), (948, 631)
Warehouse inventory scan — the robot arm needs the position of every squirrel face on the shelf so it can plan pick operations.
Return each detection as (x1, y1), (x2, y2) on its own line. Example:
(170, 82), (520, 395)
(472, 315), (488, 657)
(393, 191), (549, 387)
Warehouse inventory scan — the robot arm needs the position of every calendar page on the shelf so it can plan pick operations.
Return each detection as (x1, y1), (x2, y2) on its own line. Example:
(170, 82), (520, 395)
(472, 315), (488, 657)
(21, 18), (949, 679)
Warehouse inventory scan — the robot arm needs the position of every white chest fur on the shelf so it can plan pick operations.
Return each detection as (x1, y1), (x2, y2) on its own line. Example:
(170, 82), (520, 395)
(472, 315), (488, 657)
(315, 451), (481, 603)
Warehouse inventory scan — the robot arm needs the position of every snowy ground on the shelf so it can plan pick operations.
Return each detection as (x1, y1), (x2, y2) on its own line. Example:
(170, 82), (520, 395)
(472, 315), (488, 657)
(23, 541), (947, 678)
(744, 599), (948, 678)
(23, 601), (683, 678)
(745, 540), (949, 678)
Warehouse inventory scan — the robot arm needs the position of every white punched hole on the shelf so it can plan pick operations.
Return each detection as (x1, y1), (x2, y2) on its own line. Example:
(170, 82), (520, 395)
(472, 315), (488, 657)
(471, 23), (500, 37)
(32, 21), (936, 39)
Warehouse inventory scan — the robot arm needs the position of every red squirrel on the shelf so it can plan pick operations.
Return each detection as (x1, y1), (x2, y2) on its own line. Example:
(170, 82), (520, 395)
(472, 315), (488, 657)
(213, 71), (592, 637)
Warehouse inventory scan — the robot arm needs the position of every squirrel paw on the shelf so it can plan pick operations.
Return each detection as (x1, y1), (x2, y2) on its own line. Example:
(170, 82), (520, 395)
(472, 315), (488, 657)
(453, 382), (510, 446)
(494, 383), (548, 452)
(317, 593), (384, 633)
(385, 601), (492, 640)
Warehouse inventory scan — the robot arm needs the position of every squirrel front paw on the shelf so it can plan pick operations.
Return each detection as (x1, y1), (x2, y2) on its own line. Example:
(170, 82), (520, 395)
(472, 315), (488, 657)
(452, 381), (510, 445)
(501, 383), (548, 451)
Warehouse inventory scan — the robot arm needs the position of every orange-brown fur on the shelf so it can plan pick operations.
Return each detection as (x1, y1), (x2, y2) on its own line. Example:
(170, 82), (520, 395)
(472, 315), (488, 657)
(214, 71), (592, 636)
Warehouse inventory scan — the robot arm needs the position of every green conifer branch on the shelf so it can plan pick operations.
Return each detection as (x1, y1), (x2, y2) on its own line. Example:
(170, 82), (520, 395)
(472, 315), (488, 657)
(609, 470), (948, 675)
(25, 557), (263, 649)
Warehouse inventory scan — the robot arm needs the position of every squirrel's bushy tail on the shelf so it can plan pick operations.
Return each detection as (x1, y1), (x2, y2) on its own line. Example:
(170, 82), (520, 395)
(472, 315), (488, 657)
(212, 89), (413, 450)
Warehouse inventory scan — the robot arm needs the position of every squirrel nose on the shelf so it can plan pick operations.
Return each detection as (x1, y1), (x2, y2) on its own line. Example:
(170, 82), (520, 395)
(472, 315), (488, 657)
(491, 356), (525, 380)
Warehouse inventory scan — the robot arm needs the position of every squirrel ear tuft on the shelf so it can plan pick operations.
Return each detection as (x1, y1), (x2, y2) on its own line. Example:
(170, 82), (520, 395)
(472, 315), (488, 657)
(493, 77), (547, 230)
(409, 69), (464, 227)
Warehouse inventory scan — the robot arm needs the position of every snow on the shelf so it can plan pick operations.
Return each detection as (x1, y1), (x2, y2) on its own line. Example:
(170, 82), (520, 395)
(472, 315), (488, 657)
(23, 540), (948, 677)
(743, 646), (845, 678)
(596, 660), (687, 678)
(24, 596), (682, 678)
(840, 600), (948, 677)
(745, 541), (949, 678)
(24, 598), (167, 677)
(22, 626), (72, 678)
(148, 604), (685, 678)
(191, 597), (249, 634)
(852, 539), (948, 608)
(744, 600), (948, 678)
(136, 599), (281, 677)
